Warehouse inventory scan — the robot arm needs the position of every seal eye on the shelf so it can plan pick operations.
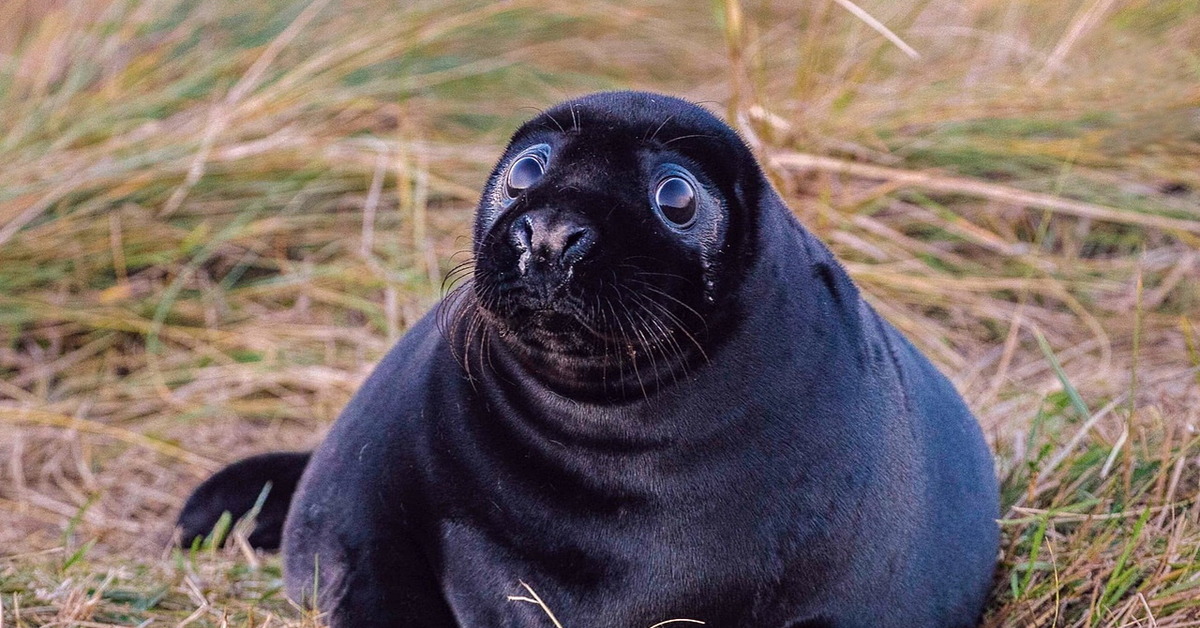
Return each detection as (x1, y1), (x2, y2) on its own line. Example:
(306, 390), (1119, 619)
(654, 176), (697, 227)
(505, 154), (545, 199)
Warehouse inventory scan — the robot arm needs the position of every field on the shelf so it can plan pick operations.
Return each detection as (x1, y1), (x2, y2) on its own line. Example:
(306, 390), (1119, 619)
(1, 0), (1198, 625)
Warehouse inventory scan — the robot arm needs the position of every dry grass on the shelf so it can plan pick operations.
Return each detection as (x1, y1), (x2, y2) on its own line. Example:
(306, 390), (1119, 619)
(1, 0), (1198, 626)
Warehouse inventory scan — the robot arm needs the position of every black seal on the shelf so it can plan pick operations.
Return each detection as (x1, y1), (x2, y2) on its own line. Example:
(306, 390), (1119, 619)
(179, 91), (998, 628)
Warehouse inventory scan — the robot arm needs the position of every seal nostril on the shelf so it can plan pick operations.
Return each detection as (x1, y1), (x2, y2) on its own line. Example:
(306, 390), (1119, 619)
(561, 227), (594, 265)
(512, 215), (533, 252)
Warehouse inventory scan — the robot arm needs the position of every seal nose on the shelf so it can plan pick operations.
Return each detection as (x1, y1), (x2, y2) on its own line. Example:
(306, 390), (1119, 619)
(512, 210), (596, 270)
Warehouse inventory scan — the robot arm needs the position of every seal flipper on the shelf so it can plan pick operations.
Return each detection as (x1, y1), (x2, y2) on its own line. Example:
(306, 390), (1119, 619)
(177, 451), (311, 550)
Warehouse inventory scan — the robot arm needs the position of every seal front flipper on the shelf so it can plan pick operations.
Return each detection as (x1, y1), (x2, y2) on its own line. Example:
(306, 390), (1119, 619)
(203, 91), (997, 626)
(177, 451), (311, 550)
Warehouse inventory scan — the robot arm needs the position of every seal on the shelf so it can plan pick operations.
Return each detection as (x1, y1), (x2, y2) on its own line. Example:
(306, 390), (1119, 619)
(178, 91), (999, 628)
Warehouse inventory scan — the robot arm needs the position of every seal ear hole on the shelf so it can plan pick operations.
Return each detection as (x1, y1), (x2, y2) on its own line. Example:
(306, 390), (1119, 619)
(654, 176), (697, 228)
(504, 147), (549, 201)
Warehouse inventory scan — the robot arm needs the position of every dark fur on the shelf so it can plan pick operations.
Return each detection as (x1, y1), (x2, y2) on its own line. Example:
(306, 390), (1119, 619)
(177, 451), (309, 550)
(179, 91), (999, 627)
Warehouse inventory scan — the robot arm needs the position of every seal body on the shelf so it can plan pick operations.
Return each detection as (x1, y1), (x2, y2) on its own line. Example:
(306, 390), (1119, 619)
(180, 91), (999, 627)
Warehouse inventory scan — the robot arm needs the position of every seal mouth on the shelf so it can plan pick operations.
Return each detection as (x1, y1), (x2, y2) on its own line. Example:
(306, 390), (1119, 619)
(525, 309), (579, 334)
(471, 272), (708, 369)
(475, 281), (608, 350)
(464, 231), (715, 379)
(498, 307), (585, 338)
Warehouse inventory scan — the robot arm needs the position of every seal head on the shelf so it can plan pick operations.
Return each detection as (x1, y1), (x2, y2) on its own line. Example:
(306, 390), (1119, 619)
(460, 92), (761, 400)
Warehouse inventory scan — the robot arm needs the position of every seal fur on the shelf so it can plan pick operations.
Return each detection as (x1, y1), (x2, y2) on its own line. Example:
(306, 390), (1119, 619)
(178, 91), (999, 628)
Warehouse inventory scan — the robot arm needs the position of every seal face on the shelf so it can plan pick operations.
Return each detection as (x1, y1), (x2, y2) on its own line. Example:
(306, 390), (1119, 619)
(179, 91), (1000, 628)
(459, 93), (752, 400)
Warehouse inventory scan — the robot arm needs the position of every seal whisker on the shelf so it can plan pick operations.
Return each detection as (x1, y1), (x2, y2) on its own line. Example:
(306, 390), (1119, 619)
(599, 291), (625, 391)
(621, 281), (711, 366)
(639, 309), (680, 387)
(622, 285), (693, 364)
(519, 106), (564, 135)
(627, 296), (684, 386)
(661, 133), (718, 147)
(625, 288), (695, 376)
(625, 269), (698, 285)
(605, 297), (647, 400)
(626, 278), (709, 332)
(616, 263), (701, 289)
(441, 257), (476, 294)
(617, 297), (663, 388)
(441, 274), (473, 302)
(436, 281), (472, 342)
(644, 112), (678, 143)
(482, 316), (497, 378)
(600, 295), (628, 392)
(464, 298), (491, 384)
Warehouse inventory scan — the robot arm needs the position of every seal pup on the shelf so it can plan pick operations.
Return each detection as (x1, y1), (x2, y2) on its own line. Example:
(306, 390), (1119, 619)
(179, 91), (999, 627)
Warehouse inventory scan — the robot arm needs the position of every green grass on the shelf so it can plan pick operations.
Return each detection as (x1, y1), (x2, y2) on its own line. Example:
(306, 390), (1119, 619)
(2, 0), (1199, 625)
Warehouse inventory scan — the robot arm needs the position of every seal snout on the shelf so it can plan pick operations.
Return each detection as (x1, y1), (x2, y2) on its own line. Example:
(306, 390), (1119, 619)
(510, 208), (597, 276)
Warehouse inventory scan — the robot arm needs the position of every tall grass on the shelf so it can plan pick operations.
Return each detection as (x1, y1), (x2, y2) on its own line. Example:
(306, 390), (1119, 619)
(1, 0), (1198, 626)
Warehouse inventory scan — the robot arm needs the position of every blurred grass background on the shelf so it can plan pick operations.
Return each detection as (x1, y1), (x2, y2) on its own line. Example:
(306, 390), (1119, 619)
(0, 0), (1198, 625)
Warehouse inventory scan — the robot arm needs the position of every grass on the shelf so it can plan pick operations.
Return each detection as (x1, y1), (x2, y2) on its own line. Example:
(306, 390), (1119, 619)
(1, 0), (1198, 625)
